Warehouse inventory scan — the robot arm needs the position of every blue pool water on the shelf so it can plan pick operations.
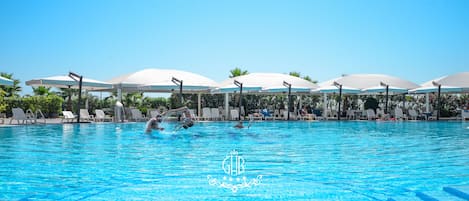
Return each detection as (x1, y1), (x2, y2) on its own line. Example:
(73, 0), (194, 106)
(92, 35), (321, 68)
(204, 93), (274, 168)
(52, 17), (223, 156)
(1, 121), (468, 200)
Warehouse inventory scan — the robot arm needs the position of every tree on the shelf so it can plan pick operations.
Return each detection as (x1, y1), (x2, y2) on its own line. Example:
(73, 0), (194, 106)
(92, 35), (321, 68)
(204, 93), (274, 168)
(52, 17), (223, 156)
(229, 67), (249, 78)
(55, 88), (80, 111)
(289, 71), (301, 77)
(32, 86), (51, 96)
(123, 92), (143, 107)
(0, 72), (21, 97)
(289, 71), (318, 84)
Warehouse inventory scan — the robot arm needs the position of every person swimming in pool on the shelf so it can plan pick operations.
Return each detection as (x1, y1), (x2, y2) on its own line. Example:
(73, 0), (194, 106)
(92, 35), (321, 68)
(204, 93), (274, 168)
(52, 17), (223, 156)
(146, 106), (194, 133)
(234, 120), (244, 129)
(145, 115), (164, 133)
(173, 107), (194, 131)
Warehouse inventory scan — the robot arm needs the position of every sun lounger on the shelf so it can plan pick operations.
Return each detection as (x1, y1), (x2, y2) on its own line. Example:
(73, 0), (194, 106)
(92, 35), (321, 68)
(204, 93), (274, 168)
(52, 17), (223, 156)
(188, 109), (199, 121)
(366, 109), (376, 120)
(230, 109), (240, 121)
(62, 111), (76, 123)
(462, 110), (469, 121)
(394, 108), (407, 120)
(346, 110), (355, 120)
(408, 109), (419, 120)
(32, 109), (46, 124)
(80, 109), (95, 122)
(202, 107), (212, 121)
(10, 108), (34, 124)
(211, 108), (222, 121)
(130, 108), (146, 122)
(95, 109), (112, 122)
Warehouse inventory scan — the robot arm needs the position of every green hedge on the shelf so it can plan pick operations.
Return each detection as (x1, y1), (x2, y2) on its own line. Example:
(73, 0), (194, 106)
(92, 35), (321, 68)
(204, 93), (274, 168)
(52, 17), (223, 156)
(1, 95), (63, 118)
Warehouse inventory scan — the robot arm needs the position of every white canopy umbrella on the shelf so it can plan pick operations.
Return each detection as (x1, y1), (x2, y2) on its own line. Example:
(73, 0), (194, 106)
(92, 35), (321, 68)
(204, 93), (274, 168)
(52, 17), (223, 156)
(409, 72), (469, 93)
(0, 76), (13, 86)
(108, 68), (217, 92)
(216, 73), (318, 93)
(216, 73), (318, 120)
(26, 74), (113, 123)
(313, 85), (361, 94)
(409, 85), (463, 93)
(409, 72), (469, 120)
(319, 74), (419, 90)
(108, 68), (218, 118)
(361, 85), (409, 94)
(216, 84), (262, 93)
(318, 74), (419, 119)
(26, 75), (112, 90)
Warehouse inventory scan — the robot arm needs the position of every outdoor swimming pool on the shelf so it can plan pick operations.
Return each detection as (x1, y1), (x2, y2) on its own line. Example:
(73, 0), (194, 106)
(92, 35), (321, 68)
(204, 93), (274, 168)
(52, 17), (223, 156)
(1, 121), (468, 200)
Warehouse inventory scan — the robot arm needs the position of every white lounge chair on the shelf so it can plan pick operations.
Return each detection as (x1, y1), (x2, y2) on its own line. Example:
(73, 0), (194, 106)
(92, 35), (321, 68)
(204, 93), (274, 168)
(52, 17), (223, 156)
(394, 108), (407, 120)
(80, 109), (95, 122)
(366, 109), (376, 120)
(376, 108), (386, 119)
(202, 107), (212, 121)
(188, 109), (199, 121)
(462, 110), (469, 121)
(95, 109), (112, 122)
(230, 109), (240, 121)
(10, 108), (34, 124)
(31, 109), (46, 124)
(62, 111), (76, 123)
(211, 108), (222, 121)
(408, 109), (419, 120)
(130, 108), (146, 122)
(283, 110), (297, 120)
(346, 109), (355, 120)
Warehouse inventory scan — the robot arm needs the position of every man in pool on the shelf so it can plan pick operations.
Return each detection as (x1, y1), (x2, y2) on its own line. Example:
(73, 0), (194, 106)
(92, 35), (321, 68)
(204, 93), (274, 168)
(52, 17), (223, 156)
(173, 107), (194, 130)
(146, 106), (194, 133)
(234, 120), (244, 129)
(145, 115), (164, 133)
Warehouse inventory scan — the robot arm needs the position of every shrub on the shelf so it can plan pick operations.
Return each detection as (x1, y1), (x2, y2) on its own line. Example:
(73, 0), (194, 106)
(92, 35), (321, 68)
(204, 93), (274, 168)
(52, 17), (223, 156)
(2, 95), (63, 118)
(23, 95), (63, 118)
(364, 97), (379, 112)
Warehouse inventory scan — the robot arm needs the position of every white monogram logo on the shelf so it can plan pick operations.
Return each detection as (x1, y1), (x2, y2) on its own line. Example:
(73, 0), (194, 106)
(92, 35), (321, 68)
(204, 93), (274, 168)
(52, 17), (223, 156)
(207, 150), (262, 192)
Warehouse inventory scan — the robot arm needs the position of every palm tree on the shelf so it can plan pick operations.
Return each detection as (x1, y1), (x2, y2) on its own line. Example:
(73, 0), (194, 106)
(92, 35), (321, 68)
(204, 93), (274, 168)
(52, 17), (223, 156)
(123, 92), (143, 107)
(0, 72), (21, 97)
(55, 87), (80, 110)
(229, 67), (249, 78)
(32, 86), (51, 96)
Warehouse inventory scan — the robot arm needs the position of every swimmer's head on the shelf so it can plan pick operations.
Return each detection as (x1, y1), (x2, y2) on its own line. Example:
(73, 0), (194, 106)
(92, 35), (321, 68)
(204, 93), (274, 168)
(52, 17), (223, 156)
(156, 115), (163, 123)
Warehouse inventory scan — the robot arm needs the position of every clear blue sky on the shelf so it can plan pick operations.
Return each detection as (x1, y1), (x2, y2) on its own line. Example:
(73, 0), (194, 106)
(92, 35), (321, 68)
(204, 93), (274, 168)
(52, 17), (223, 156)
(1, 0), (468, 96)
